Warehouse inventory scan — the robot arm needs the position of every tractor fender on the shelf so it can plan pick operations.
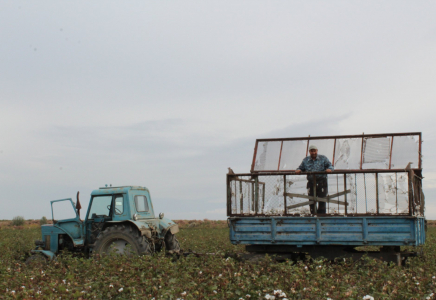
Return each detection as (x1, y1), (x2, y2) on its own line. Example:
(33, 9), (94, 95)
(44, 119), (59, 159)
(158, 217), (179, 237)
(125, 220), (153, 239)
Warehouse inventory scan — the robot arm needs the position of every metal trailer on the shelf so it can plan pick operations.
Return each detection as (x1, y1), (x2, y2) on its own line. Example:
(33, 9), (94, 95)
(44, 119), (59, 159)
(227, 132), (425, 265)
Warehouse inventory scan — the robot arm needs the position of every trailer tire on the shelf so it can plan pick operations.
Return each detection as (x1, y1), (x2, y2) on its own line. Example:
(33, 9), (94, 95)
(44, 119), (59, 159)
(93, 224), (152, 256)
(164, 232), (180, 252)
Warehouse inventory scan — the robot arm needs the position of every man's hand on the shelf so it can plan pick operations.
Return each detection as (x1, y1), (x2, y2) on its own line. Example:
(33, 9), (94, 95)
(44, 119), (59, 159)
(326, 169), (332, 173)
(295, 170), (302, 174)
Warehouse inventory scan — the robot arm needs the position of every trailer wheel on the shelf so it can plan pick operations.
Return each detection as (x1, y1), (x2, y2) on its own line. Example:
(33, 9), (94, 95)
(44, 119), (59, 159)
(164, 232), (180, 252)
(93, 224), (152, 256)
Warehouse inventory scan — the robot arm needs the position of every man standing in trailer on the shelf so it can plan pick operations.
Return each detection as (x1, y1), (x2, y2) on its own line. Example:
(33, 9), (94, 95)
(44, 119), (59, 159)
(295, 145), (334, 214)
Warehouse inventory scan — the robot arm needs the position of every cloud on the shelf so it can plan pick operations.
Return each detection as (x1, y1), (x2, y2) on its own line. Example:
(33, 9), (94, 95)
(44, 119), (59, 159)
(1, 1), (435, 220)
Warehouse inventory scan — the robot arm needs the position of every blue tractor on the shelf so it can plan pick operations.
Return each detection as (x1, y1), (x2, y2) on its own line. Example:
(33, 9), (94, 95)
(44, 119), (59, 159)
(31, 186), (180, 260)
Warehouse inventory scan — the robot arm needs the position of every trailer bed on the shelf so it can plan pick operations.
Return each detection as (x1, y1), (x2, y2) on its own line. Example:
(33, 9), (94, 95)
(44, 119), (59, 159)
(229, 216), (425, 247)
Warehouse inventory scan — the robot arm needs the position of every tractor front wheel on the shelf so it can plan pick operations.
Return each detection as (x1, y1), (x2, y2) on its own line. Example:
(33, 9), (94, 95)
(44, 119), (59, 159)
(93, 224), (152, 256)
(164, 232), (181, 253)
(25, 253), (48, 266)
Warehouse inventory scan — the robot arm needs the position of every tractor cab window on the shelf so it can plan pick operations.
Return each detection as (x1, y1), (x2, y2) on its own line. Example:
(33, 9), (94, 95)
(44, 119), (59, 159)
(114, 195), (124, 215)
(135, 195), (149, 212)
(88, 195), (112, 219)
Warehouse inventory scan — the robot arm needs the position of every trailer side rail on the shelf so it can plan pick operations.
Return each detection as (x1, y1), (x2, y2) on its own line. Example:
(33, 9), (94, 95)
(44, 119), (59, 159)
(227, 170), (424, 217)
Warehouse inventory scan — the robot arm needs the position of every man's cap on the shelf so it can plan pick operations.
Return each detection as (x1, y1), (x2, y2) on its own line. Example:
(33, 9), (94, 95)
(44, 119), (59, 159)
(308, 145), (318, 151)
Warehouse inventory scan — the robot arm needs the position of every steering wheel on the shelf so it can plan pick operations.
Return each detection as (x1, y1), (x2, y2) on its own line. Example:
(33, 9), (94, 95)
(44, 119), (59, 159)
(107, 205), (122, 214)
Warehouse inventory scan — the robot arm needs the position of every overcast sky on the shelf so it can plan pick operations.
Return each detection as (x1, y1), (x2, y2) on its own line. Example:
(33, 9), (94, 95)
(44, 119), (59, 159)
(1, 1), (435, 220)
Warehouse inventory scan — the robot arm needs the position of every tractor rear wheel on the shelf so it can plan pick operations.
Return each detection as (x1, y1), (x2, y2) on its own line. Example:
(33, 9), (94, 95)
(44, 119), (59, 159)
(93, 224), (152, 256)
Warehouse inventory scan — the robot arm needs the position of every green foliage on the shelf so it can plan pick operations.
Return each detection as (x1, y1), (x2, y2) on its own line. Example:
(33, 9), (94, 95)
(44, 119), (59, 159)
(39, 216), (48, 225)
(11, 216), (25, 226)
(0, 225), (435, 299)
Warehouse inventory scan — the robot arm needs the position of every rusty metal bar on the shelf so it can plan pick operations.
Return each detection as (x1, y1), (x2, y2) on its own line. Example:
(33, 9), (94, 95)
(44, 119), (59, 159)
(344, 174), (347, 215)
(251, 141), (259, 173)
(248, 180), (256, 213)
(412, 175), (420, 215)
(228, 177), (265, 184)
(360, 136), (364, 170)
(419, 177), (424, 215)
(355, 174), (358, 213)
(254, 176), (259, 214)
(252, 167), (422, 173)
(287, 201), (315, 209)
(419, 133), (422, 169)
(237, 169), (415, 176)
(306, 135), (310, 157)
(283, 175), (287, 215)
(277, 141), (283, 171)
(375, 173), (379, 214)
(226, 174), (231, 216)
(408, 171), (414, 216)
(255, 132), (421, 142)
(389, 136), (394, 169)
(313, 174), (317, 214)
(363, 173), (368, 213)
(395, 172), (398, 214)
(251, 182), (254, 213)
(336, 174), (339, 213)
(234, 180), (238, 213)
(332, 138), (337, 166)
(228, 212), (412, 217)
(284, 191), (350, 205)
(239, 180), (244, 213)
(262, 182), (265, 212)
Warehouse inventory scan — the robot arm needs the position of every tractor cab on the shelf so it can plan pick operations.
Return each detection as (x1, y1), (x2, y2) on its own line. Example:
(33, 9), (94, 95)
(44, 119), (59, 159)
(84, 186), (157, 247)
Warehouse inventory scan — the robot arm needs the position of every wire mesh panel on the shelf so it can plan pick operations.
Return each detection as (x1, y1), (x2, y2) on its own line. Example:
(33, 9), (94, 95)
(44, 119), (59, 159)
(259, 175), (286, 215)
(325, 174), (347, 214)
(228, 171), (417, 216)
(252, 133), (421, 172)
(352, 173), (378, 213)
(279, 140), (307, 170)
(412, 175), (424, 216)
(334, 138), (362, 169)
(364, 173), (377, 213)
(391, 136), (420, 169)
(377, 172), (409, 214)
(345, 174), (358, 214)
(362, 137), (391, 169)
(284, 175), (311, 215)
(253, 141), (281, 171)
(396, 172), (410, 214)
(229, 176), (254, 215)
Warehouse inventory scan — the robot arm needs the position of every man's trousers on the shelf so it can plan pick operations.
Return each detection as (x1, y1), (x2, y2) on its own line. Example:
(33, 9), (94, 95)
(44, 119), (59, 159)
(307, 178), (328, 214)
